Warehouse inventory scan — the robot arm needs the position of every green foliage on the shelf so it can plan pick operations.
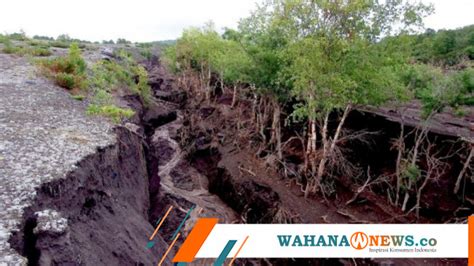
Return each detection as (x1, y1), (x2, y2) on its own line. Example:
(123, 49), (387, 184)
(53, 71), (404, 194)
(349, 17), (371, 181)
(7, 31), (28, 41)
(140, 48), (152, 60)
(166, 0), (434, 119)
(402, 64), (474, 116)
(33, 35), (54, 41)
(404, 164), (421, 182)
(117, 38), (131, 44)
(2, 38), (21, 54)
(268, 0), (432, 120)
(132, 65), (152, 105)
(28, 46), (52, 56)
(49, 41), (70, 48)
(90, 50), (152, 105)
(410, 25), (474, 65)
(86, 104), (135, 123)
(55, 73), (77, 89)
(39, 42), (87, 89)
(71, 95), (86, 101)
(1, 36), (52, 56)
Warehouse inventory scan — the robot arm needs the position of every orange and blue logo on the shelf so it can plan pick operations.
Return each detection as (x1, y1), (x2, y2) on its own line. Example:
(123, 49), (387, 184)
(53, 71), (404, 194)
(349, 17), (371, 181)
(146, 205), (248, 266)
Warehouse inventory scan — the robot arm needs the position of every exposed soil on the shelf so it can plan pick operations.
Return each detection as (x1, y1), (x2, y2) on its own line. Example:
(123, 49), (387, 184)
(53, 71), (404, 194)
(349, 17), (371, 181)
(175, 87), (469, 265)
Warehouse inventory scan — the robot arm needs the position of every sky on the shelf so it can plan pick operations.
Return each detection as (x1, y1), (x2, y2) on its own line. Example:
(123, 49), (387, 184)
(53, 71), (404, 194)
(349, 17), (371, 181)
(0, 0), (473, 42)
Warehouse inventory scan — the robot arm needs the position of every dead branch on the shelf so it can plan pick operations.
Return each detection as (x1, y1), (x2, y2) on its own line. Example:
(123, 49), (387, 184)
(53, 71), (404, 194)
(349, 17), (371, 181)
(336, 210), (371, 224)
(346, 167), (372, 205)
(238, 165), (256, 177)
(453, 145), (473, 194)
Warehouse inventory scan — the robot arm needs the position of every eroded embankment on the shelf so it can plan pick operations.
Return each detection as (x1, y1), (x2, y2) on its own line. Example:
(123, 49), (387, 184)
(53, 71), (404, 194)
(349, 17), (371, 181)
(9, 124), (171, 265)
(144, 59), (238, 247)
(6, 53), (238, 266)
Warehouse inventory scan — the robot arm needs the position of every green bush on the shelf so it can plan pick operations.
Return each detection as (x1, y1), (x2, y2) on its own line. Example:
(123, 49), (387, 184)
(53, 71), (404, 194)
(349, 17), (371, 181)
(55, 73), (76, 89)
(132, 65), (152, 105)
(8, 32), (27, 41)
(39, 42), (87, 89)
(90, 52), (151, 105)
(2, 45), (21, 54)
(1, 38), (20, 54)
(140, 48), (152, 60)
(86, 104), (135, 123)
(29, 47), (52, 56)
(50, 41), (70, 48)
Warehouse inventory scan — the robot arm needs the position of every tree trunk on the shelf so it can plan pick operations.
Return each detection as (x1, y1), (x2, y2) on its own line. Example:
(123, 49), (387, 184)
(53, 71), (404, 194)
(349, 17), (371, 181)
(328, 104), (351, 156)
(257, 97), (267, 143)
(402, 126), (428, 212)
(231, 84), (238, 108)
(453, 146), (474, 194)
(305, 104), (351, 198)
(305, 111), (329, 198)
(200, 65), (204, 92)
(305, 92), (317, 177)
(269, 98), (282, 160)
(206, 67), (212, 102)
(252, 92), (258, 125)
(305, 118), (317, 174)
(220, 71), (225, 94)
(395, 123), (405, 206)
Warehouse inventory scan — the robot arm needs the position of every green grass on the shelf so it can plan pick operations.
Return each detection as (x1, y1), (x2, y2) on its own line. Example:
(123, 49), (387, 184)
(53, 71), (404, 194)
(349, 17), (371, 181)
(27, 46), (52, 56)
(49, 41), (70, 48)
(1, 36), (52, 56)
(71, 95), (86, 101)
(35, 44), (151, 123)
(90, 51), (152, 105)
(86, 104), (135, 123)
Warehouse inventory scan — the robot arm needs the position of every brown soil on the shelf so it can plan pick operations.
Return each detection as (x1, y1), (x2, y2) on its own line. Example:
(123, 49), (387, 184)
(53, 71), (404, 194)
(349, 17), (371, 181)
(178, 91), (467, 266)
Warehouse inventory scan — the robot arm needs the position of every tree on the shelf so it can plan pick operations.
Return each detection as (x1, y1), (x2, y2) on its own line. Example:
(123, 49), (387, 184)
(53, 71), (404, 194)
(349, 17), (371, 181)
(57, 34), (71, 42)
(238, 3), (292, 159)
(212, 39), (252, 107)
(170, 23), (224, 101)
(117, 38), (131, 44)
(268, 0), (432, 197)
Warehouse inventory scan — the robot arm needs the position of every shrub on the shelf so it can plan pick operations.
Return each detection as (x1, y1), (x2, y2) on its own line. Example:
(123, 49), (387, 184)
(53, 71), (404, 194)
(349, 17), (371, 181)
(29, 47), (52, 56)
(55, 73), (76, 89)
(50, 41), (69, 48)
(1, 38), (20, 54)
(140, 48), (152, 60)
(132, 65), (152, 105)
(8, 32), (27, 41)
(90, 53), (151, 105)
(86, 104), (135, 123)
(39, 42), (87, 89)
(2, 45), (21, 54)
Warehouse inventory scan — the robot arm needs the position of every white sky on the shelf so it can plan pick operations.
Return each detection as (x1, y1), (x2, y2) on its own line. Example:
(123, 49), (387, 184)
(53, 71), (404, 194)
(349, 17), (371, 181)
(0, 0), (473, 42)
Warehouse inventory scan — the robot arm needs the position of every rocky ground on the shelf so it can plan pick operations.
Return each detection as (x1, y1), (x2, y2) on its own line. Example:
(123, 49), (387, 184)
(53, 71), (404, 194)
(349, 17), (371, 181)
(0, 52), (115, 264)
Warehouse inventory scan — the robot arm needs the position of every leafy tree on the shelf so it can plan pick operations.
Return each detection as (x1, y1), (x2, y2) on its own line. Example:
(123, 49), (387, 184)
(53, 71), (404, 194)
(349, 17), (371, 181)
(117, 38), (131, 44)
(266, 0), (432, 197)
(57, 34), (71, 42)
(212, 39), (252, 107)
(170, 23), (224, 100)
